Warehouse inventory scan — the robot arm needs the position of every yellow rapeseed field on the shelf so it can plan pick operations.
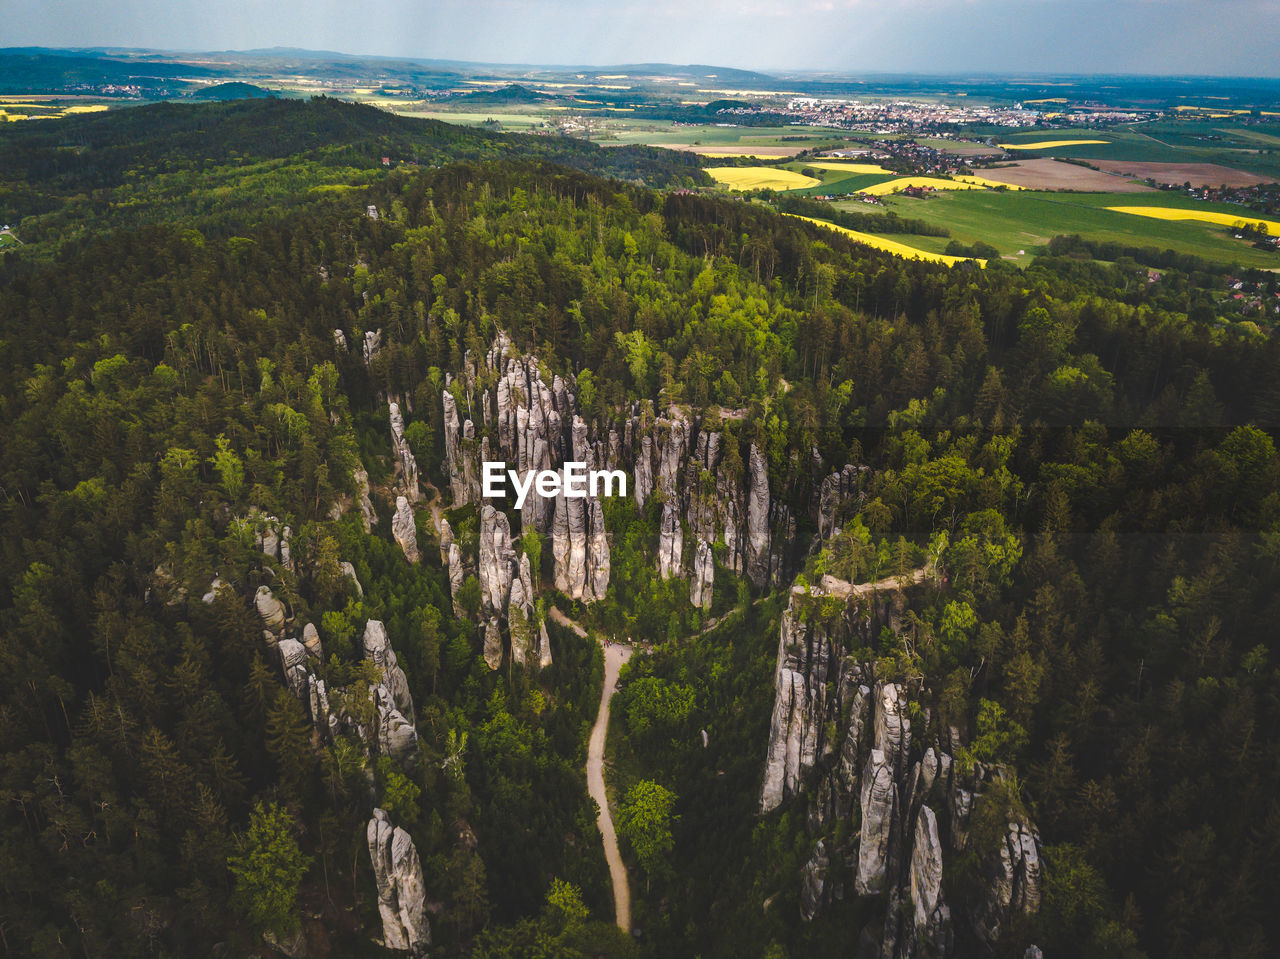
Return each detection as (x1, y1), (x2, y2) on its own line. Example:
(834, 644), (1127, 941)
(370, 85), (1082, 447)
(1106, 206), (1280, 235)
(787, 215), (986, 267)
(705, 167), (821, 191)
(799, 162), (894, 175)
(857, 176), (1022, 196)
(999, 139), (1110, 150)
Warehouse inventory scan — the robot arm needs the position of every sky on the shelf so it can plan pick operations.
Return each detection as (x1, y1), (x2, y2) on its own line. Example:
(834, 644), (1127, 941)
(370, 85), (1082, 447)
(4, 0), (1278, 76)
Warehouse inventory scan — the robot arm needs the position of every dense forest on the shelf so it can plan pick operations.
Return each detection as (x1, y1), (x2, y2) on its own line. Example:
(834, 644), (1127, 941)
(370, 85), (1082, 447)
(1, 97), (1279, 959)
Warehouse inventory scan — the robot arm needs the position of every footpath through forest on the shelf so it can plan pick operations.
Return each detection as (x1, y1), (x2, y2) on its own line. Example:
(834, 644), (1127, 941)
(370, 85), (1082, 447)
(548, 606), (633, 933)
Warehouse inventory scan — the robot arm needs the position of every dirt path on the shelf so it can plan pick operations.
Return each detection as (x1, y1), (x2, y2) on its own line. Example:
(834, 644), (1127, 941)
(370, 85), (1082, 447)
(549, 606), (633, 933)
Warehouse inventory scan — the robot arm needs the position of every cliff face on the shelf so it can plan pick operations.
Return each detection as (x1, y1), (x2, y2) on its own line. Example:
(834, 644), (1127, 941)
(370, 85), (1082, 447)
(436, 332), (831, 617)
(760, 587), (1042, 958)
(367, 808), (430, 956)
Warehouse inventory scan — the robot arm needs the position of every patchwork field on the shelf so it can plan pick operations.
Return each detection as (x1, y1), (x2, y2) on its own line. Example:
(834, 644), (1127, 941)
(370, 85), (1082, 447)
(705, 166), (820, 190)
(1106, 205), (1280, 235)
(786, 214), (985, 267)
(976, 158), (1152, 192)
(1089, 160), (1276, 188)
(839, 190), (1280, 268)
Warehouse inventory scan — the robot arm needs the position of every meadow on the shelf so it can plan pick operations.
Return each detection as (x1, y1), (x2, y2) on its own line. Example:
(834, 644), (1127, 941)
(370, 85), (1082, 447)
(842, 189), (1280, 267)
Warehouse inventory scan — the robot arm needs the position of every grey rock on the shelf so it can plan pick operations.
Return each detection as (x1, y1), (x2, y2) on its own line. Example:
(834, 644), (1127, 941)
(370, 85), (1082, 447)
(371, 684), (419, 768)
(856, 748), (896, 895)
(333, 328), (347, 350)
(255, 586), (287, 633)
(277, 638), (309, 701)
(690, 539), (714, 608)
(301, 622), (323, 660)
(800, 839), (829, 921)
(362, 620), (414, 719)
(392, 496), (419, 564)
(634, 434), (654, 508)
(483, 617), (503, 671)
(388, 402), (419, 502)
(446, 542), (465, 618)
(478, 505), (515, 615)
(340, 561), (364, 597)
(539, 620), (554, 668)
(362, 329), (382, 366)
(366, 808), (430, 955)
(657, 498), (684, 579)
(910, 805), (950, 953)
(353, 467), (376, 533)
(201, 577), (230, 604)
(745, 443), (771, 587)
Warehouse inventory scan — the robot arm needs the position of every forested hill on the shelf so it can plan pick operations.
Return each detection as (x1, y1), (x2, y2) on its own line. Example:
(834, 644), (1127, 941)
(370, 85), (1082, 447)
(1, 99), (1280, 959)
(0, 96), (708, 240)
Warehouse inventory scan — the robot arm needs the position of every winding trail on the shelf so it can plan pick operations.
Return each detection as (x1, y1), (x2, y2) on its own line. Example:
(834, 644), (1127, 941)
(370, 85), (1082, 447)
(549, 606), (633, 933)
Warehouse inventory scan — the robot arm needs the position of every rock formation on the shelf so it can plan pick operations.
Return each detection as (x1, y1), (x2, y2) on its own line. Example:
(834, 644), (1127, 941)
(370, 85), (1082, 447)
(353, 466), (377, 532)
(392, 496), (419, 564)
(479, 505), (515, 615)
(362, 329), (381, 366)
(367, 808), (430, 955)
(759, 584), (1042, 957)
(388, 402), (419, 502)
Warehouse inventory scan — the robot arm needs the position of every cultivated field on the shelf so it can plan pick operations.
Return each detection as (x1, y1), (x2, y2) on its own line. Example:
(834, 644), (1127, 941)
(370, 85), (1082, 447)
(672, 145), (805, 157)
(976, 158), (1152, 192)
(1106, 205), (1280, 235)
(1089, 160), (1276, 188)
(705, 167), (820, 190)
(858, 175), (1023, 196)
(838, 190), (1280, 268)
(787, 215), (985, 267)
(999, 139), (1111, 150)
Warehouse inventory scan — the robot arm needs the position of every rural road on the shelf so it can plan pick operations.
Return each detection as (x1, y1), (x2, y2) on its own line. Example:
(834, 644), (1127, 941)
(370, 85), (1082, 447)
(549, 606), (633, 934)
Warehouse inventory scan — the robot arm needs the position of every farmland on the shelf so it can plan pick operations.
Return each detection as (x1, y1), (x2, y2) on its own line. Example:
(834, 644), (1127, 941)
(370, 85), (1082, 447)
(1106, 205), (1280, 235)
(786, 214), (985, 266)
(999, 138), (1111, 150)
(834, 190), (1280, 267)
(705, 166), (820, 190)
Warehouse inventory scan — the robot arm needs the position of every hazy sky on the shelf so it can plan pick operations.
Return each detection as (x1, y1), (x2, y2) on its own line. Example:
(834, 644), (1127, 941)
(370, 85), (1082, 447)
(5, 0), (1277, 76)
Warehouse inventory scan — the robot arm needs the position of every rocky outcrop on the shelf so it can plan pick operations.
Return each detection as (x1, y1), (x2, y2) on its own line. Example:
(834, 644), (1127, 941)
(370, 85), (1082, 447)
(483, 618), (503, 670)
(255, 585), (288, 636)
(389, 402), (419, 502)
(817, 464), (868, 541)
(657, 499), (684, 579)
(301, 622), (323, 659)
(745, 443), (772, 587)
(352, 467), (377, 532)
(363, 620), (418, 768)
(799, 840), (830, 922)
(759, 584), (1042, 957)
(552, 487), (610, 602)
(367, 808), (430, 956)
(690, 539), (714, 608)
(908, 805), (951, 955)
(363, 620), (414, 718)
(479, 505), (515, 615)
(392, 497), (419, 564)
(340, 561), (364, 597)
(362, 329), (382, 366)
(442, 389), (479, 506)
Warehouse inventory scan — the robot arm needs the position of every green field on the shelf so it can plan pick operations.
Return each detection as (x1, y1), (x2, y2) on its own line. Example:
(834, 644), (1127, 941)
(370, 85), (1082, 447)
(837, 189), (1280, 268)
(994, 122), (1280, 179)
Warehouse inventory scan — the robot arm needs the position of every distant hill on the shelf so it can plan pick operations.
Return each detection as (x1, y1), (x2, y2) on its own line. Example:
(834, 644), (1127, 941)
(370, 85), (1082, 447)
(0, 95), (709, 228)
(191, 81), (275, 100)
(445, 84), (556, 105)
